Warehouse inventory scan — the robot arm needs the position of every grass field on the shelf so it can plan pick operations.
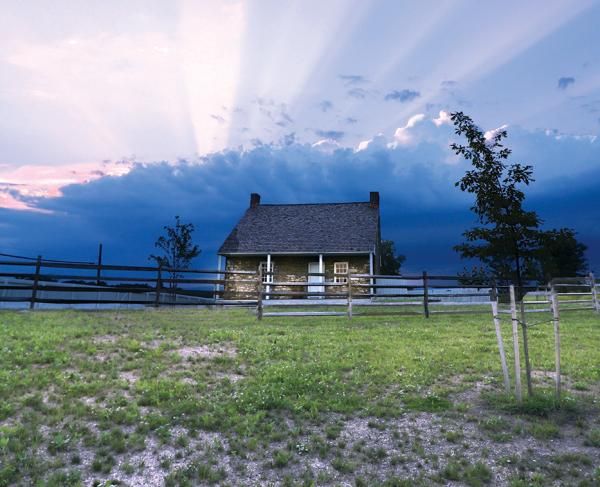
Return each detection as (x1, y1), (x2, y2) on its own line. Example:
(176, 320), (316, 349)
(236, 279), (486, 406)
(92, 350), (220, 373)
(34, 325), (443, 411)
(0, 308), (599, 486)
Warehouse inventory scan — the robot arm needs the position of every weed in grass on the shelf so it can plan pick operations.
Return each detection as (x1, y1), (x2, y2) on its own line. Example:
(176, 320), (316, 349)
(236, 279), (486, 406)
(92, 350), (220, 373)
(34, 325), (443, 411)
(464, 462), (492, 486)
(331, 456), (355, 474)
(528, 421), (560, 440)
(47, 431), (70, 455)
(160, 456), (172, 470)
(584, 428), (600, 447)
(403, 394), (452, 412)
(311, 435), (330, 458)
(165, 458), (226, 486)
(44, 469), (82, 486)
(273, 449), (292, 468)
(444, 429), (463, 443)
(91, 451), (116, 474)
(390, 455), (407, 466)
(508, 473), (546, 487)
(573, 382), (590, 391)
(325, 424), (342, 440)
(364, 446), (387, 463)
(175, 434), (189, 448)
(551, 452), (592, 466)
(441, 461), (461, 481)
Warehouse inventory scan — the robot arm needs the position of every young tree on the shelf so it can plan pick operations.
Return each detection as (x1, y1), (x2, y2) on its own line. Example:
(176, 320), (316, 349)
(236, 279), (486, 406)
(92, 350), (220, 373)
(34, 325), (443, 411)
(457, 266), (491, 286)
(149, 216), (201, 290)
(450, 112), (541, 291)
(380, 240), (406, 275)
(537, 228), (587, 281)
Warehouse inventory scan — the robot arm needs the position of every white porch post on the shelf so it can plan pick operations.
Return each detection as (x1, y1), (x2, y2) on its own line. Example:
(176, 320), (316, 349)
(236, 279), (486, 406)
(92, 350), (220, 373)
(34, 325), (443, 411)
(319, 254), (324, 299)
(369, 252), (374, 297)
(266, 254), (271, 300)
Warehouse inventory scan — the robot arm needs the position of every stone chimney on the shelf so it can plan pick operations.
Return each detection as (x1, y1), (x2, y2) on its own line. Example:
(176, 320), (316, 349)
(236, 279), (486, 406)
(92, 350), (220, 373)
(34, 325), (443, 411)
(369, 191), (379, 209)
(250, 193), (261, 208)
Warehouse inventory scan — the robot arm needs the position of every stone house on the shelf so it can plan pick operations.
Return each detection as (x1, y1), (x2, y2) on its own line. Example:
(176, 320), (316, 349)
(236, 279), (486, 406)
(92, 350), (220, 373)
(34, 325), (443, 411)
(217, 192), (381, 299)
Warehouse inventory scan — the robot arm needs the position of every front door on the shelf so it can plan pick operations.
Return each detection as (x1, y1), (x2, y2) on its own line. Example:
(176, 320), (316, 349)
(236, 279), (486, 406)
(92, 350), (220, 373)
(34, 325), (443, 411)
(307, 262), (324, 298)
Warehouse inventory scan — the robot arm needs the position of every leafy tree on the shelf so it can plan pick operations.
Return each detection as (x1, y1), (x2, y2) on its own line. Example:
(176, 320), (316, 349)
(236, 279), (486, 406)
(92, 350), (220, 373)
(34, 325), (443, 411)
(450, 112), (541, 291)
(149, 216), (200, 290)
(380, 240), (406, 275)
(537, 228), (587, 281)
(457, 266), (491, 286)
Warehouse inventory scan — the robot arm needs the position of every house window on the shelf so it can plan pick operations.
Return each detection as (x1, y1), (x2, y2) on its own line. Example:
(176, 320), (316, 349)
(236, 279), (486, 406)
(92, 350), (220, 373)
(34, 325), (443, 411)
(334, 262), (349, 283)
(260, 261), (274, 283)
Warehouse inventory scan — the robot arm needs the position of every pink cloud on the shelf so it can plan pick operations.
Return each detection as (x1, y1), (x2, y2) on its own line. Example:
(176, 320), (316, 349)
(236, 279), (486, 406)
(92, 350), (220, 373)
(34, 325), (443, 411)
(0, 160), (133, 211)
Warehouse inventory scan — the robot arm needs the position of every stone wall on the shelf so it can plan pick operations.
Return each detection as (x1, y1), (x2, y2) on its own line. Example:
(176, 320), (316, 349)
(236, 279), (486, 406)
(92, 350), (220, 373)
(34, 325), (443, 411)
(223, 255), (371, 300)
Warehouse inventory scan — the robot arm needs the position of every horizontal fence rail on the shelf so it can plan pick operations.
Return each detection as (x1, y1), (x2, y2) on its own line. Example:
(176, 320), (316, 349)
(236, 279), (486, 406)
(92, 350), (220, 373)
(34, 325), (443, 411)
(257, 270), (600, 320)
(0, 257), (255, 310)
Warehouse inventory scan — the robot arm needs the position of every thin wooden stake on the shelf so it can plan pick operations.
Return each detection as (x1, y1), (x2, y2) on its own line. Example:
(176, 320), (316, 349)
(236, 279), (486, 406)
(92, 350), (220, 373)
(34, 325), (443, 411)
(422, 271), (429, 318)
(30, 255), (42, 310)
(347, 271), (353, 319)
(509, 285), (522, 403)
(550, 282), (561, 400)
(519, 299), (533, 397)
(491, 299), (511, 394)
(590, 272), (599, 313)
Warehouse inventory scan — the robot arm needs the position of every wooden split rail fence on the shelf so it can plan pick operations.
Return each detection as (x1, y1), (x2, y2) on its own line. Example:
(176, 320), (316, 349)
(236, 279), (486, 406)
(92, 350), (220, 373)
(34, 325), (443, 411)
(0, 258), (254, 309)
(1, 256), (598, 320)
(257, 271), (499, 319)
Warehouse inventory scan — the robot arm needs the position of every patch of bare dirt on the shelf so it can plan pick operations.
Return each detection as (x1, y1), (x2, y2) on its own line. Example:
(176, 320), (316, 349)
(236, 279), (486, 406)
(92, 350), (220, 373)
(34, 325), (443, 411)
(176, 344), (237, 360)
(93, 334), (119, 345)
(119, 370), (139, 385)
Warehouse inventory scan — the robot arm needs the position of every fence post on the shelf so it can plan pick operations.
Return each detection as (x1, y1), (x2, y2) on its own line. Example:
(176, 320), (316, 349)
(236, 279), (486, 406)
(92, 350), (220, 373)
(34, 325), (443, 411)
(422, 271), (429, 318)
(96, 243), (103, 285)
(347, 271), (353, 319)
(550, 282), (561, 400)
(154, 265), (162, 308)
(509, 285), (522, 403)
(590, 272), (599, 313)
(30, 255), (42, 310)
(491, 291), (511, 394)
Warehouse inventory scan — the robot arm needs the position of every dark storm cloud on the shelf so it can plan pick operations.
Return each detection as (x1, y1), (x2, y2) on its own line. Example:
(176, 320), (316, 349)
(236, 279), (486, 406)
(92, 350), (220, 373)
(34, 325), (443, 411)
(2, 128), (599, 273)
(339, 74), (368, 86)
(558, 77), (575, 90)
(319, 100), (333, 112)
(314, 129), (345, 141)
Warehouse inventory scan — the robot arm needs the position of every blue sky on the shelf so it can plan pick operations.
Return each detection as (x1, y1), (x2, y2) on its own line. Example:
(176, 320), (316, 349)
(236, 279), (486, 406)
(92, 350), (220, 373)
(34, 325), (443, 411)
(0, 0), (599, 273)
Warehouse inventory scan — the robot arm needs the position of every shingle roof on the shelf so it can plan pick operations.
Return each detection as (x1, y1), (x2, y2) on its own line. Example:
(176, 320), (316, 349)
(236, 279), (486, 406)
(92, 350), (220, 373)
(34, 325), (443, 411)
(219, 202), (380, 254)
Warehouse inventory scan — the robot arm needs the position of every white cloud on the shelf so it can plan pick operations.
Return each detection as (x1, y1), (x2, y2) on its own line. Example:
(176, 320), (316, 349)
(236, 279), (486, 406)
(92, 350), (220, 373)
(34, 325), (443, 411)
(355, 133), (388, 152)
(392, 113), (426, 146)
(484, 124), (509, 142)
(433, 110), (451, 127)
(312, 139), (341, 153)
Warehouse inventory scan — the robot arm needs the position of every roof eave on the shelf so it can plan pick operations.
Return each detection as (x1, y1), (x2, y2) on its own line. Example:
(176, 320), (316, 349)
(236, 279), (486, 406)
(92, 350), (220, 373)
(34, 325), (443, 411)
(218, 250), (374, 257)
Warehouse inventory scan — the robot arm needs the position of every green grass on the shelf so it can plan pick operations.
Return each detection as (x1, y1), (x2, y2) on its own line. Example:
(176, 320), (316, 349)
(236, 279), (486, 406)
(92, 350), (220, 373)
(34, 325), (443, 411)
(0, 308), (598, 485)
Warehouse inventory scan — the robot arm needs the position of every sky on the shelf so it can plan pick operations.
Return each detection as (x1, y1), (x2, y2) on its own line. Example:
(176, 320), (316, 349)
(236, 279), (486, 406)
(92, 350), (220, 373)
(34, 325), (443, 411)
(0, 0), (599, 273)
